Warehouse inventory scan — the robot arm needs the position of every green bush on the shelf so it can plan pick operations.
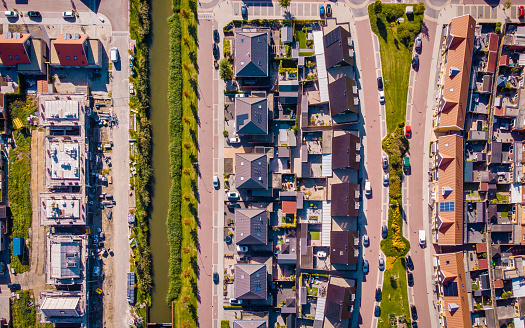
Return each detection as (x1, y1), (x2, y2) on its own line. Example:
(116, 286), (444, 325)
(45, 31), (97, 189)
(495, 22), (502, 34)
(221, 321), (230, 328)
(224, 40), (231, 57)
(414, 2), (425, 15)
(219, 58), (233, 80)
(374, 0), (382, 13)
(380, 202), (410, 257)
(382, 4), (405, 22)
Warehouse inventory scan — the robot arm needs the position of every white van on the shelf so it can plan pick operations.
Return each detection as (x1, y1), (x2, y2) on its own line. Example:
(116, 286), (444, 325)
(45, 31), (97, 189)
(110, 47), (119, 62)
(364, 180), (371, 196)
(419, 230), (426, 246)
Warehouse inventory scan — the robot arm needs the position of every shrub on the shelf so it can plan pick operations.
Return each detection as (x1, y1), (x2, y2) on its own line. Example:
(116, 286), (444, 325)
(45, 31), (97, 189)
(374, 0), (383, 13)
(495, 22), (502, 34)
(224, 40), (231, 57)
(382, 4), (405, 22)
(219, 58), (233, 80)
(414, 2), (425, 15)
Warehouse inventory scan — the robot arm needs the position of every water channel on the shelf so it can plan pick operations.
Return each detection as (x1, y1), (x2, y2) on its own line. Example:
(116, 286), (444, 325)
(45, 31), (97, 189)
(149, 0), (172, 322)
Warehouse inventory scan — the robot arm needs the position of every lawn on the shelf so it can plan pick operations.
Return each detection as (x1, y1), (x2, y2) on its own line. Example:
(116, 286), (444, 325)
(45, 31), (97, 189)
(309, 229), (320, 240)
(8, 99), (36, 273)
(11, 290), (53, 328)
(369, 3), (425, 133)
(378, 258), (412, 327)
(295, 29), (307, 48)
(306, 286), (318, 296)
(172, 0), (200, 326)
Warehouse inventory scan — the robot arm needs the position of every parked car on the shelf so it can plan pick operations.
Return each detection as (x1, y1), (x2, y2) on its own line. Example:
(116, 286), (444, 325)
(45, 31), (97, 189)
(213, 272), (219, 284)
(227, 191), (240, 200)
(213, 29), (220, 42)
(413, 322), (418, 328)
(415, 36), (422, 52)
(382, 155), (388, 169)
(375, 288), (382, 302)
(411, 306), (418, 320)
(213, 43), (219, 59)
(419, 229), (426, 246)
(407, 272), (414, 286)
(382, 225), (388, 239)
(4, 11), (17, 18)
(230, 136), (241, 144)
(241, 4), (247, 17)
(520, 6), (525, 18)
(363, 260), (369, 274)
(227, 203), (241, 209)
(213, 175), (219, 189)
(7, 283), (21, 291)
(405, 125), (412, 137)
(0, 261), (5, 274)
(110, 47), (119, 62)
(379, 90), (385, 104)
(374, 305), (381, 317)
(27, 11), (41, 18)
(229, 298), (243, 305)
(365, 180), (372, 196)
(320, 5), (325, 16)
(379, 257), (385, 271)
(412, 54), (419, 68)
(62, 11), (75, 18)
(377, 76), (383, 90)
(326, 4), (332, 16)
(383, 174), (389, 186)
(363, 234), (369, 247)
(236, 245), (248, 252)
(406, 255), (413, 270)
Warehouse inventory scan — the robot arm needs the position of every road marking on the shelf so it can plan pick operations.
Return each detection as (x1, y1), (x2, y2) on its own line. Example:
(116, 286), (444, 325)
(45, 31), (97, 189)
(112, 32), (129, 37)
(198, 12), (214, 19)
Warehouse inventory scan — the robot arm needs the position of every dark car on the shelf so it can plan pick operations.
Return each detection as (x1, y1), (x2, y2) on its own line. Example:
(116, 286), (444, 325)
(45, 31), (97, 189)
(326, 4), (332, 17)
(413, 322), (418, 328)
(377, 76), (383, 90)
(407, 272), (414, 286)
(7, 283), (21, 291)
(241, 4), (247, 17)
(412, 54), (419, 68)
(374, 305), (381, 317)
(27, 11), (41, 18)
(213, 29), (219, 42)
(0, 261), (5, 274)
(382, 225), (388, 239)
(406, 255), (413, 270)
(411, 306), (418, 320)
(375, 288), (382, 302)
(213, 272), (219, 284)
(213, 43), (219, 59)
(363, 260), (369, 274)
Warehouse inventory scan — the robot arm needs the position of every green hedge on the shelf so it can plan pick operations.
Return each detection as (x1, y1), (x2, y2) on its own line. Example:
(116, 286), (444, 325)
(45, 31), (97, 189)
(166, 13), (183, 304)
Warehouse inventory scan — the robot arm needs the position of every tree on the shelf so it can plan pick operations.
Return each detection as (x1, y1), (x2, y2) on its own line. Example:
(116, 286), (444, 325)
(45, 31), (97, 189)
(219, 59), (233, 80)
(278, 0), (291, 9)
(504, 0), (512, 10)
(414, 2), (425, 15)
(374, 0), (382, 14)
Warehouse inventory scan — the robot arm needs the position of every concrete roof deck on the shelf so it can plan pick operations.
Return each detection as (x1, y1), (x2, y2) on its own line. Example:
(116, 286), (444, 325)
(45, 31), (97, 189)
(40, 193), (86, 226)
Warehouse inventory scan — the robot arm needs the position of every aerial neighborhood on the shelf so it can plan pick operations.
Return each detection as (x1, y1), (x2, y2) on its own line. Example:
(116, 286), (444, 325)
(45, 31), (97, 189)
(1, 1), (525, 328)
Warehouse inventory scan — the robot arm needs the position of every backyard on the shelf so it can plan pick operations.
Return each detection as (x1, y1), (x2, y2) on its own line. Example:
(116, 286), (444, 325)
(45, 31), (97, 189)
(369, 2), (425, 133)
(378, 258), (412, 328)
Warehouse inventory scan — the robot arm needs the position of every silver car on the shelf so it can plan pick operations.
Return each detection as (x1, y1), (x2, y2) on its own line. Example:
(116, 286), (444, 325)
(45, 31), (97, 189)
(379, 257), (385, 271)
(415, 36), (422, 52)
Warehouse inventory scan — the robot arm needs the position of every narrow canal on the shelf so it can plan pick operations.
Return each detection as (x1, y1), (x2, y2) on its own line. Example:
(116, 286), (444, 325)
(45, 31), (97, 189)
(149, 0), (172, 322)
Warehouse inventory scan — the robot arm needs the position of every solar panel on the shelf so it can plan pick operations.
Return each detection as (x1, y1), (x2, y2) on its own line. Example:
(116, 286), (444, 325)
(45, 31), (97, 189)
(324, 28), (340, 48)
(443, 282), (458, 297)
(440, 202), (455, 212)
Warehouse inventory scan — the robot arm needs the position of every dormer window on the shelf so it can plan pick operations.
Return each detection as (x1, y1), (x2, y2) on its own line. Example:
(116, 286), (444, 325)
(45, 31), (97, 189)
(74, 56), (77, 60)
(67, 56), (71, 60)
(8, 55), (12, 60)
(15, 55), (18, 60)
(449, 66), (460, 76)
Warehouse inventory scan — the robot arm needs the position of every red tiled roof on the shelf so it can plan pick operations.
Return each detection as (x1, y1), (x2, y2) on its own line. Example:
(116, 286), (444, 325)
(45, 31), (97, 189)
(438, 253), (471, 328)
(54, 34), (89, 66)
(500, 55), (510, 66)
(488, 33), (499, 52)
(282, 200), (297, 214)
(494, 279), (504, 288)
(37, 79), (48, 94)
(477, 258), (488, 270)
(476, 243), (487, 253)
(0, 33), (30, 65)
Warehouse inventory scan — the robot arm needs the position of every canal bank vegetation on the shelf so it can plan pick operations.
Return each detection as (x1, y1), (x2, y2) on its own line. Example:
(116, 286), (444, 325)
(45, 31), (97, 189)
(8, 98), (36, 273)
(369, 1), (425, 133)
(167, 0), (200, 327)
(129, 0), (153, 320)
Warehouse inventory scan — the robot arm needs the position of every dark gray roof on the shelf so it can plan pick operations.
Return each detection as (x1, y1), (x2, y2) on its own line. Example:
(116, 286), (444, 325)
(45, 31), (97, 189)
(236, 97), (268, 135)
(330, 231), (358, 265)
(280, 25), (293, 44)
(331, 182), (360, 217)
(233, 321), (267, 328)
(234, 264), (268, 300)
(235, 209), (268, 245)
(329, 76), (358, 116)
(235, 153), (268, 189)
(332, 133), (360, 169)
(235, 31), (269, 77)
(324, 283), (354, 320)
(490, 142), (503, 164)
(324, 27), (354, 68)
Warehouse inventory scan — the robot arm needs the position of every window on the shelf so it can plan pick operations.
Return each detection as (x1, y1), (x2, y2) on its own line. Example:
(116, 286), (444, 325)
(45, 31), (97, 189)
(15, 55), (19, 60)
(74, 56), (77, 60)
(8, 56), (12, 60)
(439, 202), (455, 212)
(67, 56), (71, 60)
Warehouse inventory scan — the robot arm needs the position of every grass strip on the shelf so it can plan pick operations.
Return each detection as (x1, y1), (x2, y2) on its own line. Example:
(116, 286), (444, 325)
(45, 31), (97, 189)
(378, 258), (411, 327)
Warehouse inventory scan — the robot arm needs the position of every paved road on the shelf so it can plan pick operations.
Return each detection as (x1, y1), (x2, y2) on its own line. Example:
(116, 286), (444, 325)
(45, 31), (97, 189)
(404, 18), (437, 328)
(197, 18), (218, 328)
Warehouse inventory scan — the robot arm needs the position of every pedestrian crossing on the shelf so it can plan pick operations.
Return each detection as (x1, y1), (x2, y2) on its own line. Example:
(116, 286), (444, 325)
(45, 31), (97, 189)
(232, 2), (323, 18)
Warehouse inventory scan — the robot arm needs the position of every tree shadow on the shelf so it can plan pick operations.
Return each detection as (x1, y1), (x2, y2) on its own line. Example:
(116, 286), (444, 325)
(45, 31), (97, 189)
(189, 128), (199, 151)
(189, 0), (198, 16)
(190, 276), (200, 303)
(188, 25), (199, 47)
(390, 275), (398, 289)
(421, 21), (429, 39)
(191, 177), (200, 203)
(190, 77), (199, 97)
(190, 228), (200, 250)
(189, 51), (198, 72)
(376, 17), (388, 41)
(190, 254), (200, 278)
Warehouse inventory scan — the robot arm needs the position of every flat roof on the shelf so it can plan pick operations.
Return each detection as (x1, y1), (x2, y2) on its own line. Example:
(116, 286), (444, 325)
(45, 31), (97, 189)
(48, 141), (80, 180)
(40, 193), (86, 226)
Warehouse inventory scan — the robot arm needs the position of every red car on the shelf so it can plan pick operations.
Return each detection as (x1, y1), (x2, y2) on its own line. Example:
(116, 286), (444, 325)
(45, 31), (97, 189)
(405, 126), (411, 137)
(520, 6), (525, 18)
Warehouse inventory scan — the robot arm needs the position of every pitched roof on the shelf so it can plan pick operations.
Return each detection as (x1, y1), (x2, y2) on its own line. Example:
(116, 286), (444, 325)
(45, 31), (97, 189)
(235, 31), (269, 77)
(0, 32), (31, 65)
(235, 209), (268, 245)
(234, 264), (267, 300)
(324, 278), (355, 320)
(330, 231), (358, 265)
(436, 253), (471, 328)
(324, 27), (353, 68)
(282, 200), (297, 214)
(233, 321), (267, 328)
(437, 135), (464, 245)
(331, 182), (360, 217)
(236, 97), (268, 135)
(235, 153), (268, 189)
(53, 33), (89, 66)
(329, 76), (358, 115)
(436, 15), (476, 131)
(332, 133), (360, 170)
